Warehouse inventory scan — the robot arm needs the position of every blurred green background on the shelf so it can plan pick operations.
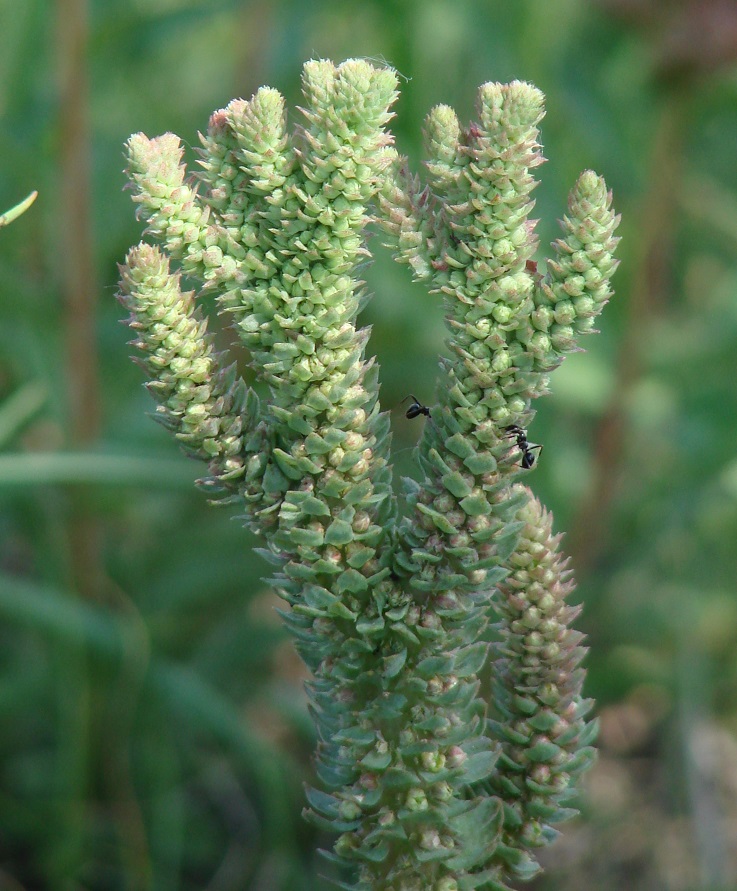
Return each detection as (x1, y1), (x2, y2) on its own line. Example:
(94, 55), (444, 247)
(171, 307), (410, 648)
(2, 0), (737, 888)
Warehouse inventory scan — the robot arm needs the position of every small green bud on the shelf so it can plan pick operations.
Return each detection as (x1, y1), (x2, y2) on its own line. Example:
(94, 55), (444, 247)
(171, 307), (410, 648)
(492, 304), (514, 325)
(406, 788), (428, 812)
(335, 831), (360, 856)
(529, 331), (551, 356)
(446, 747), (466, 769)
(553, 300), (575, 325)
(550, 324), (575, 351)
(573, 294), (595, 317)
(431, 781), (453, 802)
(420, 829), (442, 851)
(491, 348), (511, 372)
(420, 750), (445, 772)
(339, 798), (362, 821)
(493, 238), (514, 260)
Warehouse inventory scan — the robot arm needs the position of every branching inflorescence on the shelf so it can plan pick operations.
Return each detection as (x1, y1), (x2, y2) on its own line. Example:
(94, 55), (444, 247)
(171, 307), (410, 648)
(118, 59), (619, 890)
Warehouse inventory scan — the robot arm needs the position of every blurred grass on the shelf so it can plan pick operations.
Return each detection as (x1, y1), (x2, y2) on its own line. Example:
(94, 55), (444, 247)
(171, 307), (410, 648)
(2, 0), (737, 888)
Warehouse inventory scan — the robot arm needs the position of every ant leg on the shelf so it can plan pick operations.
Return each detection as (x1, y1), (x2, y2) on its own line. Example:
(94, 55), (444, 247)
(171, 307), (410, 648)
(504, 424), (524, 438)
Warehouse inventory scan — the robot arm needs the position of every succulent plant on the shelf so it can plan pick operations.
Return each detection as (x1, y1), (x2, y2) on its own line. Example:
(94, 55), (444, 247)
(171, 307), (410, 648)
(118, 59), (619, 889)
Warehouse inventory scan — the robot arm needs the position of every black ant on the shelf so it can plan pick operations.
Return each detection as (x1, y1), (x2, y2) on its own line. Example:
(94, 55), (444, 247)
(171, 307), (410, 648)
(402, 394), (431, 420)
(505, 424), (543, 470)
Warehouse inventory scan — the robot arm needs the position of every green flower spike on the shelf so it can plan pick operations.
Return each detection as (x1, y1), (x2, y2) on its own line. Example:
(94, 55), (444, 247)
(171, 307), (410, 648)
(382, 82), (618, 628)
(380, 82), (619, 600)
(377, 78), (618, 887)
(475, 486), (597, 884)
(118, 244), (257, 497)
(119, 62), (619, 890)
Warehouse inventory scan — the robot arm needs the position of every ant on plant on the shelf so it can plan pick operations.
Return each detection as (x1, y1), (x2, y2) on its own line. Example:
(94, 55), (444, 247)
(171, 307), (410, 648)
(402, 394), (431, 420)
(392, 395), (434, 462)
(505, 424), (543, 470)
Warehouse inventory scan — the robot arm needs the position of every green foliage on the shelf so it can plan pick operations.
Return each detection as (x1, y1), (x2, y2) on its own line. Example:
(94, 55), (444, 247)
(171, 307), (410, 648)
(117, 59), (617, 889)
(3, 3), (737, 890)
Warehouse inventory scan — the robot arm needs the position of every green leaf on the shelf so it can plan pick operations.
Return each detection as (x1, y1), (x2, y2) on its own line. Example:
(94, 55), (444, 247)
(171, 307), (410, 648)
(495, 843), (541, 880)
(0, 381), (47, 448)
(320, 473), (350, 498)
(303, 584), (340, 609)
(337, 569), (369, 594)
(300, 495), (332, 516)
(491, 722), (530, 746)
(304, 389), (334, 411)
(446, 797), (503, 870)
(459, 871), (512, 891)
(424, 448), (452, 477)
(546, 805), (580, 824)
(453, 642), (489, 677)
(343, 477), (373, 504)
(289, 526), (325, 547)
(416, 503), (458, 534)
(442, 471), (473, 498)
(302, 808), (359, 833)
(360, 748), (392, 771)
(463, 451), (497, 475)
(383, 650), (407, 678)
(578, 716), (599, 747)
(526, 709), (559, 732)
(0, 190), (37, 227)
(459, 493), (491, 516)
(355, 614), (385, 635)
(334, 726), (376, 746)
(309, 558), (343, 575)
(445, 432), (476, 459)
(325, 518), (354, 545)
(295, 454), (325, 474)
(354, 839), (390, 863)
(272, 447), (304, 480)
(564, 745), (597, 775)
(462, 749), (499, 784)
(287, 413), (315, 436)
(525, 739), (562, 763)
(346, 545), (375, 569)
(326, 601), (358, 621)
(524, 799), (563, 821)
(493, 521), (524, 561)
(415, 844), (455, 863)
(416, 654), (454, 675)
(304, 786), (340, 818)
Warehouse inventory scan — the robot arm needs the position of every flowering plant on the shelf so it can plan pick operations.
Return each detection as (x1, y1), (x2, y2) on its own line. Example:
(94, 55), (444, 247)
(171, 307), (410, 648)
(119, 59), (619, 890)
